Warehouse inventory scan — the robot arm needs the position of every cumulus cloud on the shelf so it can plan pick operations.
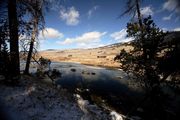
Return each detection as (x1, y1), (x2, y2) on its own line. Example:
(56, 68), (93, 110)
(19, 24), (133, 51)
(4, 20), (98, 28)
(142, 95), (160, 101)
(87, 5), (99, 18)
(174, 27), (180, 31)
(59, 6), (80, 26)
(163, 0), (180, 14)
(57, 31), (107, 45)
(39, 27), (63, 40)
(140, 6), (154, 16)
(110, 29), (134, 43)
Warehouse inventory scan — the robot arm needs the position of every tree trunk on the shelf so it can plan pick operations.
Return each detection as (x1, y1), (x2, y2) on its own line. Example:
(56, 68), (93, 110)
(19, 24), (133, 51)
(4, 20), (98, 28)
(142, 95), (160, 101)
(8, 0), (20, 77)
(0, 36), (2, 51)
(136, 0), (142, 27)
(136, 0), (147, 60)
(24, 18), (38, 74)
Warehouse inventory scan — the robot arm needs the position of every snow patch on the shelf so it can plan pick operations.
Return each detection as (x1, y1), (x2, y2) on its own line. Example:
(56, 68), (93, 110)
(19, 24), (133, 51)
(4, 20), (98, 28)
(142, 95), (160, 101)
(75, 94), (110, 120)
(110, 111), (123, 120)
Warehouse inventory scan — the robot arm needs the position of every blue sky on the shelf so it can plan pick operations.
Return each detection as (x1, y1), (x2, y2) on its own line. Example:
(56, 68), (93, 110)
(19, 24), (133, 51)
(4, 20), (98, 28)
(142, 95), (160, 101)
(39, 0), (180, 50)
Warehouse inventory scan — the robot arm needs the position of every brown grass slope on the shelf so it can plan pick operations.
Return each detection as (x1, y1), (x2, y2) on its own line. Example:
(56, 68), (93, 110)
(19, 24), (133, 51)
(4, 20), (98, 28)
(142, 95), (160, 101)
(40, 42), (133, 68)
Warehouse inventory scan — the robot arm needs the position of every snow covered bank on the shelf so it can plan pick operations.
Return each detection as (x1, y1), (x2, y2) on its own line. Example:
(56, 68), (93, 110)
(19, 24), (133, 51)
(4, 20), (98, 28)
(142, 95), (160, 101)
(0, 75), (130, 120)
(0, 76), (83, 120)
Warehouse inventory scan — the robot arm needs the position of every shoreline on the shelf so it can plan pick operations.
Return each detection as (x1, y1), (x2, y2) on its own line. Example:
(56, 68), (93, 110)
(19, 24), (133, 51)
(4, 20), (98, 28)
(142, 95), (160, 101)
(49, 60), (121, 70)
(0, 75), (124, 120)
(82, 63), (120, 70)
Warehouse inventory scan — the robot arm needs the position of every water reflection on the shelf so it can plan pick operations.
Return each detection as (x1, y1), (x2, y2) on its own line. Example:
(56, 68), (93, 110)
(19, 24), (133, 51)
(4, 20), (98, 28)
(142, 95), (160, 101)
(50, 62), (143, 114)
(22, 62), (144, 114)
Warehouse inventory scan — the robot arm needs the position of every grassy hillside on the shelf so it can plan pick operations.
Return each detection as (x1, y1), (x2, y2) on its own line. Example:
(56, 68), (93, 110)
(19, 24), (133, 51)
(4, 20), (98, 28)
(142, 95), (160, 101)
(40, 42), (133, 68)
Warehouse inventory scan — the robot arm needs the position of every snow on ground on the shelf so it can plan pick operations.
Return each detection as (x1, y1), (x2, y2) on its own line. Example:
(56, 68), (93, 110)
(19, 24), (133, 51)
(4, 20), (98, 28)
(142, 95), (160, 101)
(0, 76), (126, 120)
(0, 76), (83, 120)
(75, 94), (111, 120)
(0, 76), (125, 120)
(110, 111), (123, 120)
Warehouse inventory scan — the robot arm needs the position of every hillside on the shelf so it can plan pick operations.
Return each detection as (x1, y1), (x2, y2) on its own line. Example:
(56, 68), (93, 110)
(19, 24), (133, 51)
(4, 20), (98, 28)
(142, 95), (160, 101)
(40, 42), (133, 68)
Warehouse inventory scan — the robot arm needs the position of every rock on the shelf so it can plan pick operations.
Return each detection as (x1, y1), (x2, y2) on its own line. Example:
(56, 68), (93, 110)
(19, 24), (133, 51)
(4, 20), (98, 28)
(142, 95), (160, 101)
(71, 68), (76, 72)
(82, 71), (90, 75)
(85, 89), (89, 92)
(91, 72), (96, 75)
(137, 107), (144, 112)
(57, 84), (61, 89)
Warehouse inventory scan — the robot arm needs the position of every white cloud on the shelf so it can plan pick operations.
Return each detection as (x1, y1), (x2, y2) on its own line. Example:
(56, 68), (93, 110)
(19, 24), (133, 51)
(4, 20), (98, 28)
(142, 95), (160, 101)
(110, 29), (133, 43)
(174, 27), (180, 31)
(87, 5), (99, 18)
(163, 0), (176, 11)
(39, 27), (63, 40)
(162, 28), (168, 32)
(77, 42), (105, 49)
(57, 31), (107, 45)
(59, 6), (80, 26)
(162, 13), (173, 21)
(140, 6), (154, 16)
(163, 0), (180, 14)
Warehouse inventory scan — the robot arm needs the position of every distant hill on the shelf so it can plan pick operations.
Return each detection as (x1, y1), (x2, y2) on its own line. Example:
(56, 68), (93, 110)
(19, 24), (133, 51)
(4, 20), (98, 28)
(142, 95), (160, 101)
(40, 42), (133, 68)
(44, 49), (56, 51)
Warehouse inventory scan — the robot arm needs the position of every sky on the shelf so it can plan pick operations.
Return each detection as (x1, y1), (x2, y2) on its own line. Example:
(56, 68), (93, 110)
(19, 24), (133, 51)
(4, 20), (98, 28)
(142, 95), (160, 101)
(38, 0), (180, 50)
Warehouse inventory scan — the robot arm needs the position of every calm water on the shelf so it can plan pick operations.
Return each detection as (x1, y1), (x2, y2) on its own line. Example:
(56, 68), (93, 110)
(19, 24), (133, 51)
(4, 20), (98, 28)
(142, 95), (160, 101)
(52, 62), (128, 91)
(50, 62), (143, 113)
(22, 62), (144, 113)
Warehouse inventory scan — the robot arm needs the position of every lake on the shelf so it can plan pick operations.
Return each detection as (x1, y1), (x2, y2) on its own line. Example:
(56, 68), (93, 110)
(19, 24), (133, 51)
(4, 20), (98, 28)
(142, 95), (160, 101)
(22, 61), (144, 114)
